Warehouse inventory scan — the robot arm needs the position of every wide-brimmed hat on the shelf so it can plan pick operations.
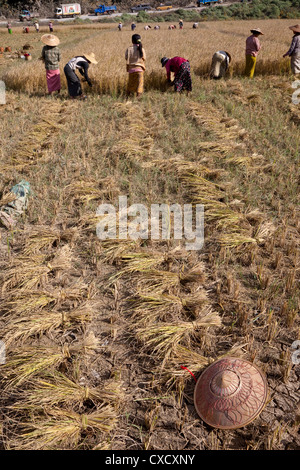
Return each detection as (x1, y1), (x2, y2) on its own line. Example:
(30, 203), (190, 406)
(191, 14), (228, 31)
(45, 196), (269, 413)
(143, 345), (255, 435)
(194, 357), (268, 430)
(161, 57), (169, 67)
(289, 24), (300, 33)
(84, 53), (97, 64)
(41, 34), (60, 46)
(250, 28), (264, 35)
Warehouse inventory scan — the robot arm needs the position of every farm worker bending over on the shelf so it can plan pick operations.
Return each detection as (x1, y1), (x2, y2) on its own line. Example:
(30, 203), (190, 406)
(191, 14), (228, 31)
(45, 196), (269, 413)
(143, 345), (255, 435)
(41, 34), (61, 95)
(283, 24), (300, 75)
(161, 56), (192, 94)
(131, 22), (136, 31)
(125, 34), (146, 99)
(64, 53), (97, 99)
(245, 28), (263, 78)
(210, 51), (231, 79)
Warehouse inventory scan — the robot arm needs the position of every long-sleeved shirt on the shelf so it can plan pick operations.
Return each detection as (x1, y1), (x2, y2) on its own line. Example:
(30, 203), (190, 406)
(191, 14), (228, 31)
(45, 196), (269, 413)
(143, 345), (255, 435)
(286, 34), (300, 57)
(165, 57), (188, 80)
(42, 45), (60, 70)
(125, 44), (146, 71)
(245, 35), (261, 57)
(67, 56), (91, 83)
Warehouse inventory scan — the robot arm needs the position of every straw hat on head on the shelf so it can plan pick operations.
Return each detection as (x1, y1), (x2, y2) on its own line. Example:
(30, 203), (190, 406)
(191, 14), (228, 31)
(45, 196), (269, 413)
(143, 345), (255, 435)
(289, 24), (300, 33)
(41, 34), (60, 46)
(250, 28), (264, 35)
(84, 52), (97, 64)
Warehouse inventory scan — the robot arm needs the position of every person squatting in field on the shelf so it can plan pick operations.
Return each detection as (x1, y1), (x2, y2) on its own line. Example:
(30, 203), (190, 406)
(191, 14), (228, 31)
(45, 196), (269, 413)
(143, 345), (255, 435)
(64, 53), (97, 99)
(41, 34), (61, 95)
(161, 56), (192, 94)
(283, 24), (300, 75)
(245, 28), (263, 78)
(210, 51), (232, 79)
(125, 34), (146, 99)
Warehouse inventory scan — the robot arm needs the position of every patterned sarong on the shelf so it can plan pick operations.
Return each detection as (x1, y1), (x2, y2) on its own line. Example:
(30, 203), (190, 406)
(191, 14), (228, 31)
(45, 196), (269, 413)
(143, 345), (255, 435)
(173, 61), (192, 92)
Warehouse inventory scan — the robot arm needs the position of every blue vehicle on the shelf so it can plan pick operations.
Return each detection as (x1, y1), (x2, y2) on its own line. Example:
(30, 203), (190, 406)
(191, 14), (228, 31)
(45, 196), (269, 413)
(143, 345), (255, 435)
(94, 4), (117, 15)
(197, 0), (219, 6)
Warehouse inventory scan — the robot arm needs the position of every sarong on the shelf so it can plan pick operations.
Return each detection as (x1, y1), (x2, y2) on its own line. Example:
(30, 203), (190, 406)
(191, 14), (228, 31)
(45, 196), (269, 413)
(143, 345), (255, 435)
(127, 71), (144, 94)
(64, 64), (82, 97)
(173, 61), (192, 92)
(291, 55), (300, 74)
(245, 55), (256, 78)
(46, 69), (61, 93)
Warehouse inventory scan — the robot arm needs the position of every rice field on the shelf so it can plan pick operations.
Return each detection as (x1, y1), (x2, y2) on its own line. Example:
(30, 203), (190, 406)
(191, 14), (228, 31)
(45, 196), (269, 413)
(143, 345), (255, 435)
(0, 18), (299, 451)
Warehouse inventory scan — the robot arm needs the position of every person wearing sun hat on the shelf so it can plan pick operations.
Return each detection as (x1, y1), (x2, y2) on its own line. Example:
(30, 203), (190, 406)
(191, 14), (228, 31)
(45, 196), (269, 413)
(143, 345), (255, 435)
(41, 34), (61, 95)
(210, 51), (232, 79)
(161, 56), (192, 94)
(245, 28), (264, 78)
(64, 52), (97, 99)
(283, 24), (300, 75)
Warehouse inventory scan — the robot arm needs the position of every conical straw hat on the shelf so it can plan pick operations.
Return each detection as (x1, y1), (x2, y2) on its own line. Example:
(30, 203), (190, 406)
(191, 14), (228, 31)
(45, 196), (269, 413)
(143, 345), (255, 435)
(194, 357), (268, 429)
(41, 34), (60, 46)
(289, 24), (300, 33)
(84, 52), (97, 64)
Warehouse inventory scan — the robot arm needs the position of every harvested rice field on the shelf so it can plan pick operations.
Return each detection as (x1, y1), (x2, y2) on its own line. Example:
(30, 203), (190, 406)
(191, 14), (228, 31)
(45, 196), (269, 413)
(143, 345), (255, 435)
(0, 18), (299, 451)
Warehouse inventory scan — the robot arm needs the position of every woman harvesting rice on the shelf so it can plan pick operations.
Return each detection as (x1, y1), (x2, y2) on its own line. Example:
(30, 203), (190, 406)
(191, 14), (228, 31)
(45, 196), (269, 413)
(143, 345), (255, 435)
(41, 34), (61, 96)
(161, 56), (192, 94)
(125, 34), (146, 99)
(64, 53), (97, 99)
(283, 24), (300, 75)
(245, 28), (263, 78)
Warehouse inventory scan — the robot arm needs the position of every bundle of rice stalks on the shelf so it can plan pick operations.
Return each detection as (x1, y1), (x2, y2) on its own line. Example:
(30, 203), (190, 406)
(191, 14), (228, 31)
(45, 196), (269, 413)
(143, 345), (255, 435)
(99, 239), (142, 263)
(0, 192), (17, 207)
(129, 293), (183, 324)
(64, 178), (119, 204)
(1, 254), (49, 293)
(2, 302), (95, 346)
(2, 346), (71, 389)
(214, 233), (257, 248)
(109, 252), (166, 280)
(3, 291), (57, 316)
(135, 309), (221, 364)
(23, 226), (78, 254)
(10, 372), (122, 410)
(9, 406), (116, 450)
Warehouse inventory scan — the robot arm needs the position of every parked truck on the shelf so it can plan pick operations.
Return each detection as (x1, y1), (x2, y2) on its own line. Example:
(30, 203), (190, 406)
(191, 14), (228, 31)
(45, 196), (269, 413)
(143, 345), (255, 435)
(19, 9), (40, 22)
(94, 4), (117, 15)
(54, 3), (81, 19)
(197, 0), (219, 5)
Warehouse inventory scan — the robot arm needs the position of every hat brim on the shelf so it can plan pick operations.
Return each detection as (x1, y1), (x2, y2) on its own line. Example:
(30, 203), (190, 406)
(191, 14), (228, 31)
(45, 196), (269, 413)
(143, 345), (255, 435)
(250, 29), (264, 35)
(289, 25), (300, 33)
(84, 54), (97, 64)
(41, 34), (60, 46)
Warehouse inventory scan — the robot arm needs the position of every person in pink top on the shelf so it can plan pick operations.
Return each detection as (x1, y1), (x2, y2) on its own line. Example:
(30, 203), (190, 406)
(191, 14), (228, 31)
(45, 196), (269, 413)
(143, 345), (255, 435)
(245, 28), (264, 78)
(161, 56), (192, 93)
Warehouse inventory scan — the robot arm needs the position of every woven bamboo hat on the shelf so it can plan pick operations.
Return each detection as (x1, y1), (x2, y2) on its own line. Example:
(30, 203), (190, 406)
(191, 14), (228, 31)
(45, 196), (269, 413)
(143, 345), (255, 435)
(194, 357), (268, 430)
(289, 24), (300, 33)
(84, 52), (97, 64)
(41, 34), (60, 46)
(250, 28), (264, 35)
